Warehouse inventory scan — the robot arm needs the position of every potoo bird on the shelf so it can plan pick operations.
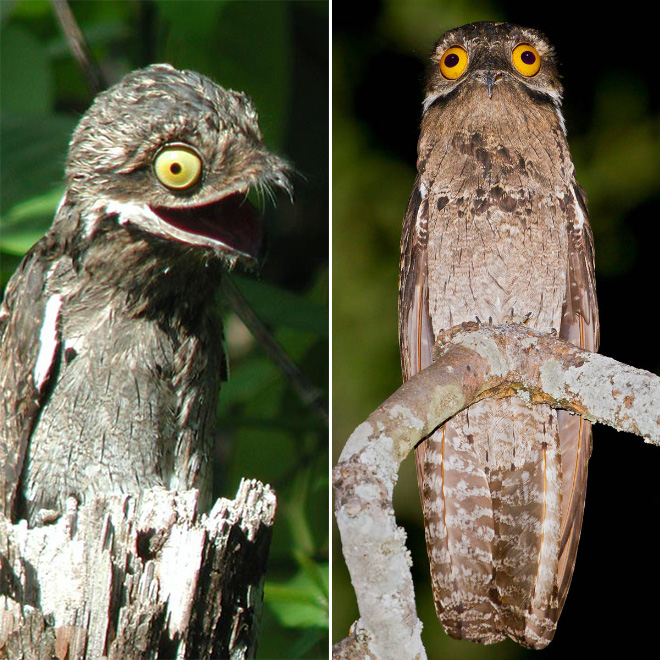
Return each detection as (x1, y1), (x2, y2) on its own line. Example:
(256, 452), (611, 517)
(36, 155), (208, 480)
(0, 64), (290, 526)
(399, 23), (598, 648)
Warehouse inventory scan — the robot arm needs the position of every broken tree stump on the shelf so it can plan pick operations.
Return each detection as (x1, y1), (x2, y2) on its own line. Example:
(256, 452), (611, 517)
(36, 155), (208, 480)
(0, 478), (277, 659)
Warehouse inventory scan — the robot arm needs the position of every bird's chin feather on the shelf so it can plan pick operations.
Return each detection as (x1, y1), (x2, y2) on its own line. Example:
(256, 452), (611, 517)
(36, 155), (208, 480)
(101, 193), (262, 263)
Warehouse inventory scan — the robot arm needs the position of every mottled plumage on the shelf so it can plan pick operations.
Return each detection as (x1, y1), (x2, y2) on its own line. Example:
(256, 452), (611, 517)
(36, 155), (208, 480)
(0, 64), (290, 525)
(399, 23), (598, 648)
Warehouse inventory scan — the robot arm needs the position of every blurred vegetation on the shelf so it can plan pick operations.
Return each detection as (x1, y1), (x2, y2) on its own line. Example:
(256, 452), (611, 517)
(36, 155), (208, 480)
(0, 1), (328, 658)
(333, 1), (660, 659)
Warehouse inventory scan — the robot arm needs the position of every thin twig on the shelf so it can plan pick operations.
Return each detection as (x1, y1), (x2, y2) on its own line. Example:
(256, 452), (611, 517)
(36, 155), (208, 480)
(221, 275), (329, 425)
(50, 0), (107, 95)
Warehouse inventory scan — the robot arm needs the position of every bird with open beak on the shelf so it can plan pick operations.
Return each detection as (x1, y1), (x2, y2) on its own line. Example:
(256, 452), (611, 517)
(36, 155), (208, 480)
(0, 64), (291, 526)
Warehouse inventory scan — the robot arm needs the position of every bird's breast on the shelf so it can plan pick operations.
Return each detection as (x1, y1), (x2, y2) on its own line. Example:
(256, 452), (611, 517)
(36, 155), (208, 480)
(423, 128), (572, 335)
(21, 280), (220, 524)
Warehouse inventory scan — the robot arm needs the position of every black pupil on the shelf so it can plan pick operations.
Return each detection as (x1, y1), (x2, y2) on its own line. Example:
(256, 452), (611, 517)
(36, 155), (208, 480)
(521, 50), (536, 65)
(445, 53), (460, 68)
(170, 162), (182, 175)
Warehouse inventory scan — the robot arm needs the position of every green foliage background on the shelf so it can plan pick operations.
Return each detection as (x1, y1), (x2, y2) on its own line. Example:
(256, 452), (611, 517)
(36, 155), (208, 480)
(0, 1), (328, 658)
(333, 1), (660, 659)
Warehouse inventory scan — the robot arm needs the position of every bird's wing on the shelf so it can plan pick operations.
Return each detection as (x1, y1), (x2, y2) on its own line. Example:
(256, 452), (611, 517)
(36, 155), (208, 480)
(398, 175), (435, 493)
(0, 241), (63, 519)
(556, 182), (599, 611)
(399, 175), (434, 380)
(399, 177), (508, 644)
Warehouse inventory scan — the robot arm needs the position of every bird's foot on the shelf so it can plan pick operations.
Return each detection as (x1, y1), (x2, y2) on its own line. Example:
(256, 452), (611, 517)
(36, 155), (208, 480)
(432, 319), (482, 361)
(507, 308), (533, 325)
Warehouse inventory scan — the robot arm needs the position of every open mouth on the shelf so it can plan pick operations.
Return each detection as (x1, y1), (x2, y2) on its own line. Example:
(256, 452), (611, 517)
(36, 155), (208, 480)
(150, 192), (262, 260)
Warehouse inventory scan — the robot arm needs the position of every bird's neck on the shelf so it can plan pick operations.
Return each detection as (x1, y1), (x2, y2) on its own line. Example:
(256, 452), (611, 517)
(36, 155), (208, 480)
(45, 201), (223, 326)
(82, 227), (222, 318)
(419, 83), (566, 162)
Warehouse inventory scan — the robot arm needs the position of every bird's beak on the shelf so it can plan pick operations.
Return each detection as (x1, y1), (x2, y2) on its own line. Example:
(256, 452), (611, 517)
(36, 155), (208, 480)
(483, 71), (502, 99)
(150, 192), (263, 264)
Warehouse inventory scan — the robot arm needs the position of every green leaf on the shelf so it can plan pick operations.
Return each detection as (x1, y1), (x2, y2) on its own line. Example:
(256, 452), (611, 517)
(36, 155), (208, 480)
(231, 274), (328, 337)
(5, 0), (51, 20)
(265, 561), (329, 629)
(0, 187), (62, 255)
(159, 0), (291, 149)
(0, 113), (76, 212)
(287, 628), (327, 658)
(0, 0), (17, 23)
(0, 24), (52, 114)
(217, 353), (281, 413)
(155, 0), (229, 38)
(0, 252), (22, 289)
(285, 469), (316, 557)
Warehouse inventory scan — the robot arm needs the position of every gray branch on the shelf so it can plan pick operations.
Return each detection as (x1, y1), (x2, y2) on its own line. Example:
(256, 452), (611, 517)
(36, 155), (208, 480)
(333, 322), (660, 660)
(0, 479), (276, 659)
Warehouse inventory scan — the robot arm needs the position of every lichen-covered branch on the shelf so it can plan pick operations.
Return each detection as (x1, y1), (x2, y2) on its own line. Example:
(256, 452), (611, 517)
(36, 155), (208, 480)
(0, 479), (276, 659)
(333, 322), (660, 660)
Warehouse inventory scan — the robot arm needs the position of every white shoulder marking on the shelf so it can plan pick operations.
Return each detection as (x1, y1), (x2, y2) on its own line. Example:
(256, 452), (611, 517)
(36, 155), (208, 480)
(414, 179), (430, 244)
(34, 294), (62, 391)
(570, 185), (586, 229)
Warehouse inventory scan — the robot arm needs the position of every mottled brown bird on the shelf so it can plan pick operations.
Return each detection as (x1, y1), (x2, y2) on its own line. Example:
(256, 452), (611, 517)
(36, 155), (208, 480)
(0, 64), (290, 526)
(399, 22), (598, 648)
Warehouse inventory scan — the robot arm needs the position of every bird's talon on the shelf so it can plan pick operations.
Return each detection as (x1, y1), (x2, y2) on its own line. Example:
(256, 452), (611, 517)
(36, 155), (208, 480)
(507, 310), (534, 325)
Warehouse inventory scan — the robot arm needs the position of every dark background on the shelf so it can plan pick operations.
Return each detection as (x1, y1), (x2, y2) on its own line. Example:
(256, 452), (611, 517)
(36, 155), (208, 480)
(0, 1), (328, 658)
(333, 1), (660, 658)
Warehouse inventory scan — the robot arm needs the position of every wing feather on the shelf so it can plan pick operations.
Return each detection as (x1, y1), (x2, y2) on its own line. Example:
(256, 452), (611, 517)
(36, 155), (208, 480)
(0, 229), (66, 520)
(556, 183), (599, 613)
(399, 176), (433, 380)
(399, 176), (434, 499)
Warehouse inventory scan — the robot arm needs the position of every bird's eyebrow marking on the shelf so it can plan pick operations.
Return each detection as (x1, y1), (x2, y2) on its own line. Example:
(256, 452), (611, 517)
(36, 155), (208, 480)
(34, 293), (62, 392)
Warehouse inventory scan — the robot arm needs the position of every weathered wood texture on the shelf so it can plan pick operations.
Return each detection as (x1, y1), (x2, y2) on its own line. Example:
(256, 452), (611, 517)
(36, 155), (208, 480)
(333, 322), (660, 660)
(0, 478), (276, 660)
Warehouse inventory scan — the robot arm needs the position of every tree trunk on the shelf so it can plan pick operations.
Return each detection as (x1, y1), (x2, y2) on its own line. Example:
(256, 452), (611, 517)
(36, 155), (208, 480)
(0, 479), (276, 660)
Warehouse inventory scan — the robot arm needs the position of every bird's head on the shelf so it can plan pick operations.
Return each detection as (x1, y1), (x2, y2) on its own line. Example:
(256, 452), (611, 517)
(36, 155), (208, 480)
(422, 22), (563, 120)
(63, 64), (291, 268)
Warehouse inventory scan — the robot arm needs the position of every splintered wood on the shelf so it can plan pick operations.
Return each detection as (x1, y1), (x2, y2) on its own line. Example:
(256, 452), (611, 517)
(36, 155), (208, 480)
(0, 479), (276, 660)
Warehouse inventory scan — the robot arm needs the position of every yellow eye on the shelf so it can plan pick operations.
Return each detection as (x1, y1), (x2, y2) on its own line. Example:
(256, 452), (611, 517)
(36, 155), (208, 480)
(153, 144), (202, 191)
(512, 43), (541, 77)
(440, 46), (468, 80)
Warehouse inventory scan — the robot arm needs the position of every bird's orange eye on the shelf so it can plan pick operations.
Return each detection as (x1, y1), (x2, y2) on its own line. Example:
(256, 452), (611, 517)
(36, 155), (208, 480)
(440, 46), (468, 80)
(512, 43), (541, 77)
(153, 144), (202, 191)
